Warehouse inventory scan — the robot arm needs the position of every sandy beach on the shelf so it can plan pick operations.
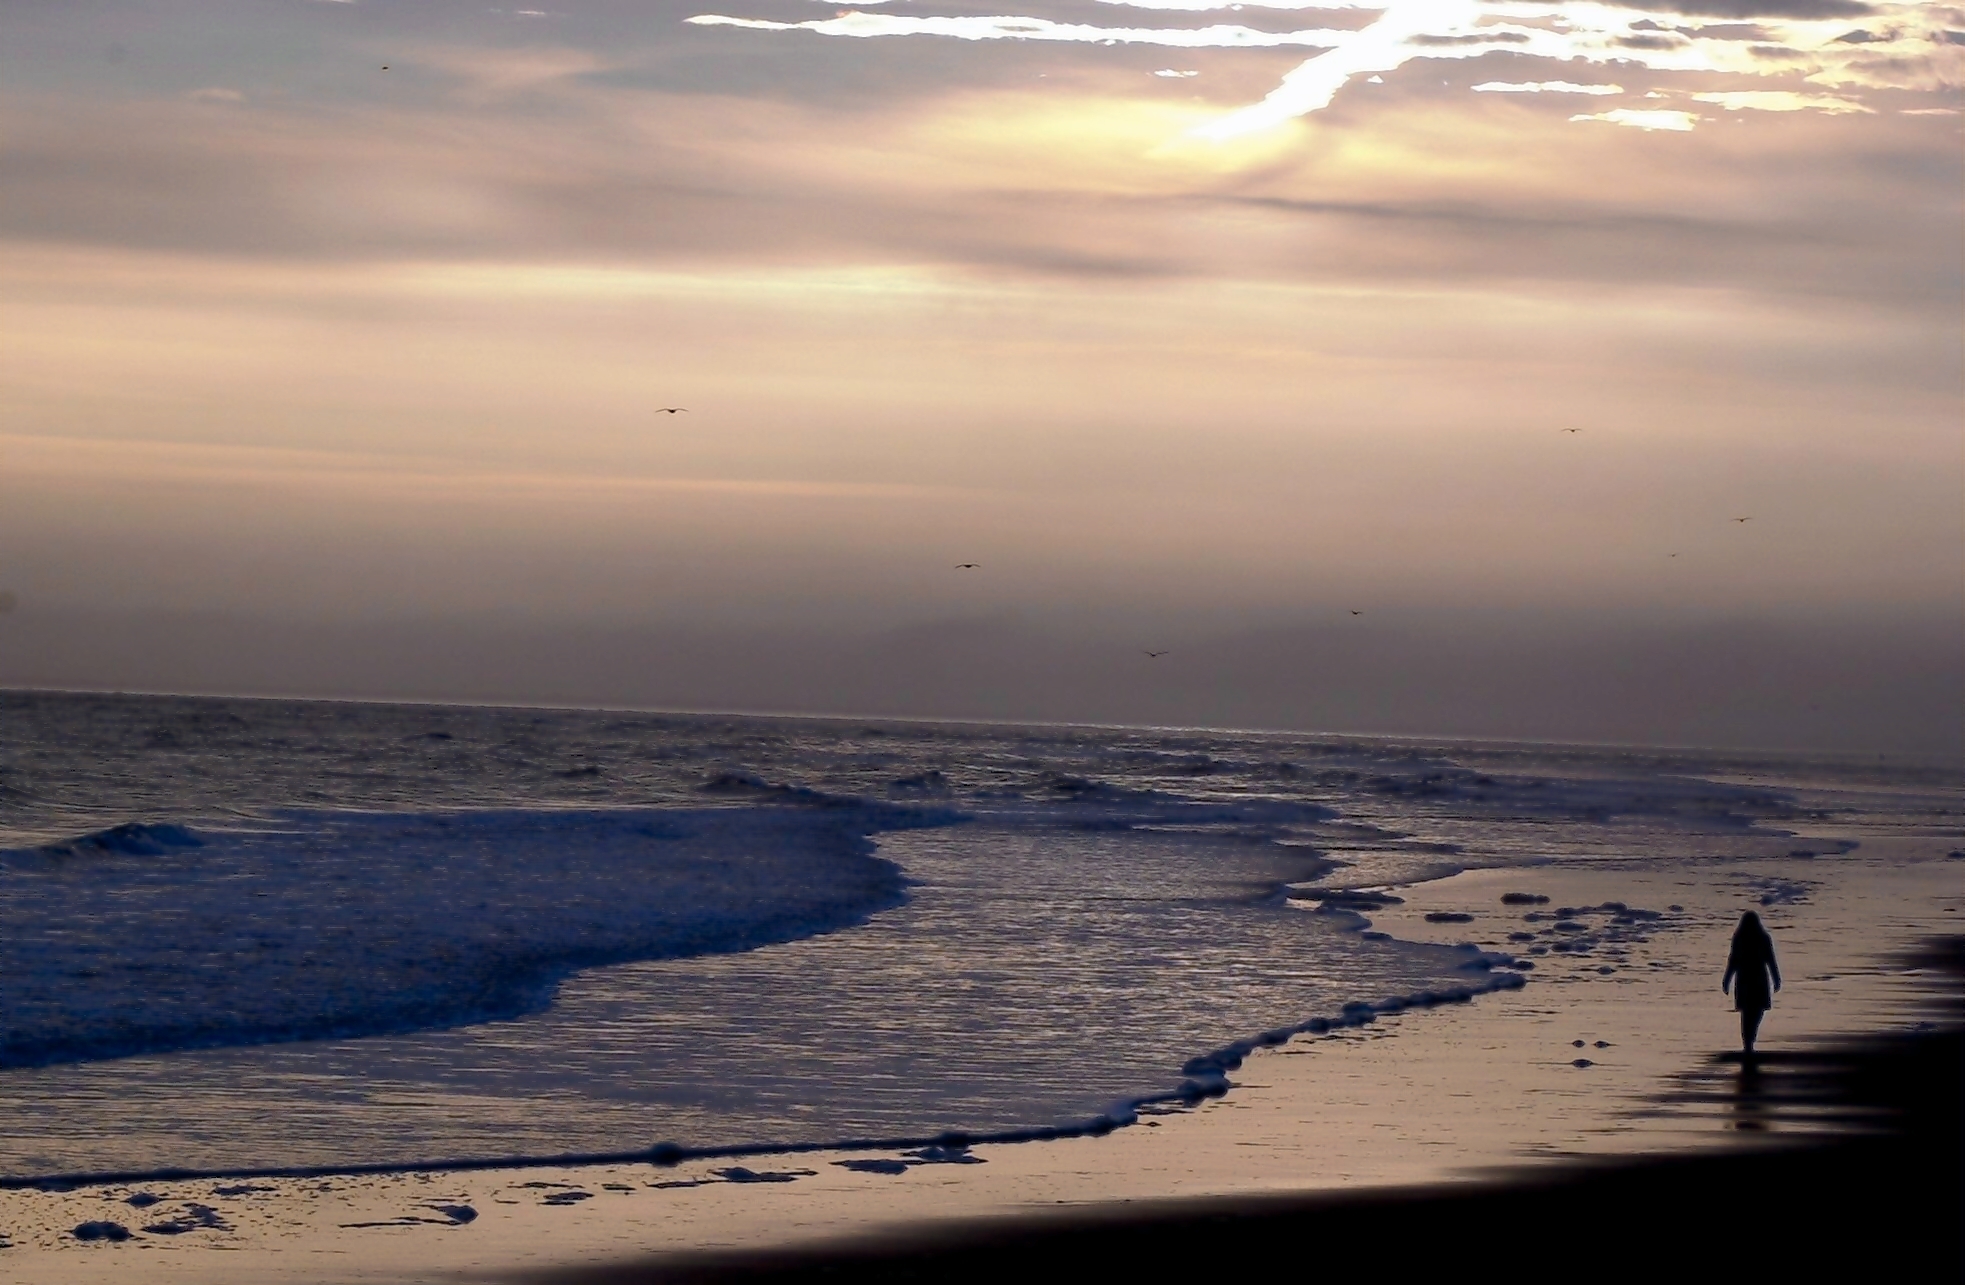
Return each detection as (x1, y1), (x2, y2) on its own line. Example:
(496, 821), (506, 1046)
(4, 820), (1957, 1285)
(529, 1019), (1964, 1283)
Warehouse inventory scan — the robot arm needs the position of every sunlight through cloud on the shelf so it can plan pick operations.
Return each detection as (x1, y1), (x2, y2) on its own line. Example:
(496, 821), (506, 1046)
(1570, 106), (1699, 128)
(1692, 89), (1874, 112)
(1472, 80), (1624, 93)
(686, 13), (1352, 48)
(688, 0), (1963, 140)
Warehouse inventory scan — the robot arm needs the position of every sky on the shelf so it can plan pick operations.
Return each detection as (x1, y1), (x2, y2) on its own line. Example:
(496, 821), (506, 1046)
(0, 0), (1959, 755)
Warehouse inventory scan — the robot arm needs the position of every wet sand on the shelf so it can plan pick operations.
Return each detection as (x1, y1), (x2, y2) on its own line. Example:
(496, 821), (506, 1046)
(523, 1015), (1964, 1282)
(3, 833), (1958, 1283)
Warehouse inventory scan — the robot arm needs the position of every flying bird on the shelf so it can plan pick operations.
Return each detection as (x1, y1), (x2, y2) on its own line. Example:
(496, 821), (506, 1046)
(656, 407), (688, 414)
(1733, 517), (1752, 523)
(1349, 610), (1363, 616)
(1144, 650), (1169, 658)
(1560, 428), (1582, 433)
(954, 563), (980, 569)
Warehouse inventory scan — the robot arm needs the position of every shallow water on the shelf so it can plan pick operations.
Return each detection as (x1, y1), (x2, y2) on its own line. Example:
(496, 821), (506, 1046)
(1, 691), (1957, 1175)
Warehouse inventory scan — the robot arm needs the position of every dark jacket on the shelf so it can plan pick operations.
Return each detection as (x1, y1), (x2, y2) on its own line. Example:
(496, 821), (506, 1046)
(1724, 920), (1781, 1012)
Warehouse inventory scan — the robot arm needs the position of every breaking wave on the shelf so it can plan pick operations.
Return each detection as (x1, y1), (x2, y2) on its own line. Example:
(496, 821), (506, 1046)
(0, 806), (926, 1068)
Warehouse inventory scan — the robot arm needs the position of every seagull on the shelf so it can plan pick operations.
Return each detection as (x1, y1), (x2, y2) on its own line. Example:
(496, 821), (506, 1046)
(1144, 649), (1169, 658)
(1733, 517), (1752, 523)
(656, 407), (688, 414)
(954, 563), (980, 569)
(1560, 428), (1582, 433)
(1349, 610), (1363, 616)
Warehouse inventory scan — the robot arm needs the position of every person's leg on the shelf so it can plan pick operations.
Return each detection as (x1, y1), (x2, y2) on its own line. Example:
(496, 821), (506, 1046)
(1741, 1009), (1764, 1053)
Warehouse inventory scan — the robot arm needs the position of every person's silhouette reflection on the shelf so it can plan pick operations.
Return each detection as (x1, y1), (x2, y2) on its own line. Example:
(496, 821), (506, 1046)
(1721, 910), (1781, 1055)
(1731, 1055), (1768, 1130)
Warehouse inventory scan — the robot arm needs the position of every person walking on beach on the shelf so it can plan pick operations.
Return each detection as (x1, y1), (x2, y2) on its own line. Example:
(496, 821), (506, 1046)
(1721, 911), (1781, 1055)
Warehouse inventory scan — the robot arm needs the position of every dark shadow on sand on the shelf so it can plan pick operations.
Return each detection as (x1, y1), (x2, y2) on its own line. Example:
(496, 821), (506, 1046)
(512, 939), (1965, 1284)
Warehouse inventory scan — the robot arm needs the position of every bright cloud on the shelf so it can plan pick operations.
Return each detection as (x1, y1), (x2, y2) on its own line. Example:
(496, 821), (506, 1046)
(1692, 90), (1874, 112)
(1194, 0), (1485, 138)
(1571, 107), (1700, 129)
(685, 13), (1352, 47)
(1096, 0), (1385, 8)
(1473, 80), (1624, 93)
(690, 0), (1964, 137)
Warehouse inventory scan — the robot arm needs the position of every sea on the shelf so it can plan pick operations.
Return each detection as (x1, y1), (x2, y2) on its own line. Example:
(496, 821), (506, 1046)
(0, 689), (1958, 1180)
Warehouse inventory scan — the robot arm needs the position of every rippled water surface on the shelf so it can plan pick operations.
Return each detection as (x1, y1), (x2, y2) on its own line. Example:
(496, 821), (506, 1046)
(1, 691), (1956, 1175)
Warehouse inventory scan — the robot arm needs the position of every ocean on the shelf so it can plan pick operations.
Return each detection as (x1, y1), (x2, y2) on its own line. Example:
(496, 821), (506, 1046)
(0, 690), (1957, 1180)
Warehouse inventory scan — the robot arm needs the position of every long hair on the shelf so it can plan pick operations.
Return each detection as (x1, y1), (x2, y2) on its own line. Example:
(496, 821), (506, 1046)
(1732, 910), (1771, 955)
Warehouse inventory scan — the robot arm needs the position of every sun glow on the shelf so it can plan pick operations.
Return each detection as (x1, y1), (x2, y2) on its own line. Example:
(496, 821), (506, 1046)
(1192, 0), (1481, 139)
(1570, 107), (1698, 130)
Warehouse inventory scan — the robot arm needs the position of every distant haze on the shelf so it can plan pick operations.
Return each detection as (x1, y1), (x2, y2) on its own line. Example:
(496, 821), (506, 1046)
(1, 0), (1959, 756)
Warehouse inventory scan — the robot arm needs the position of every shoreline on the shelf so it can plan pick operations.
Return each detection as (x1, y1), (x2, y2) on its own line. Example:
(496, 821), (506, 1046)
(519, 1021), (1964, 1283)
(0, 975), (1529, 1196)
(3, 829), (1958, 1282)
(503, 934), (1957, 1281)
(9, 964), (1957, 1284)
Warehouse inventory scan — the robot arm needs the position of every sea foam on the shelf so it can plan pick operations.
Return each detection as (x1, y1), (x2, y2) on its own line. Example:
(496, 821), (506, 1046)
(0, 805), (928, 1068)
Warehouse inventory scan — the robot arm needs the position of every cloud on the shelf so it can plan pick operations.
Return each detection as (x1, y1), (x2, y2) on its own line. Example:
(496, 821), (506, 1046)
(2, 63), (1957, 315)
(1095, 0), (1383, 8)
(1693, 89), (1874, 110)
(686, 13), (1350, 48)
(1473, 80), (1625, 92)
(690, 0), (1961, 136)
(1410, 30), (1533, 43)
(0, 430), (965, 504)
(1190, 1), (1496, 138)
(1617, 32), (1690, 48)
(1681, 22), (1778, 39)
(404, 45), (616, 97)
(1, 0), (1957, 738)
(1629, 0), (1875, 16)
(1571, 107), (1700, 128)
